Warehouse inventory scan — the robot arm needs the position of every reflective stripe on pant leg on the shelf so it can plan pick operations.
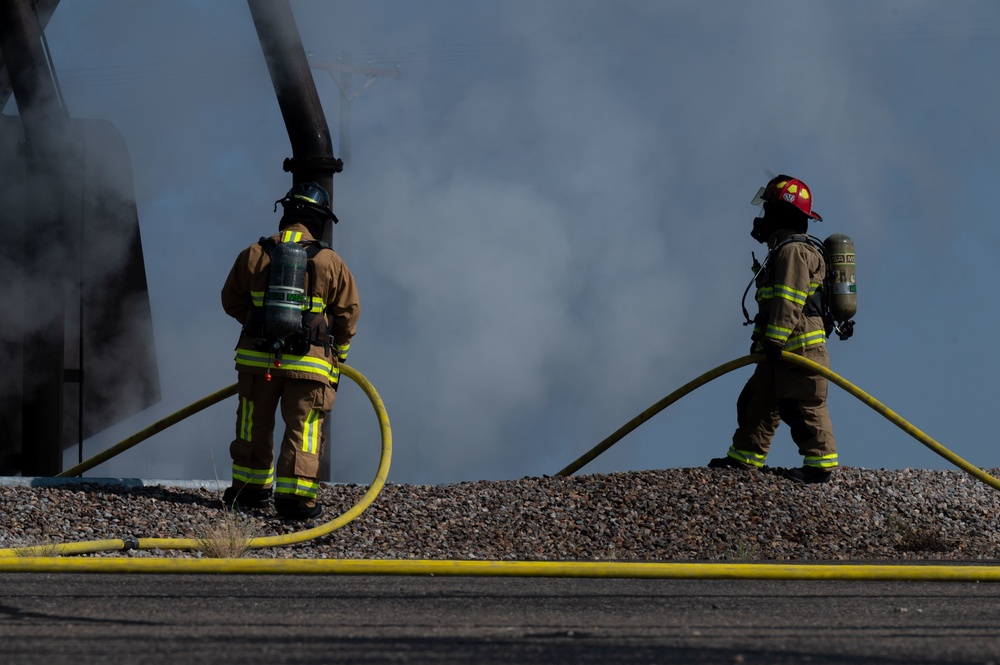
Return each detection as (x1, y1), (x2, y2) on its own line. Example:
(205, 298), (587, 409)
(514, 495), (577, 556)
(804, 453), (839, 469)
(232, 465), (275, 487)
(301, 408), (322, 456)
(275, 476), (319, 500)
(726, 447), (768, 467)
(238, 395), (254, 442)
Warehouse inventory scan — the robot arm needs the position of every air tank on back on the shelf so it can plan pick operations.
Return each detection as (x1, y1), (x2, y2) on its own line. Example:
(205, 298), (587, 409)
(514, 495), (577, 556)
(824, 233), (856, 323)
(265, 241), (307, 341)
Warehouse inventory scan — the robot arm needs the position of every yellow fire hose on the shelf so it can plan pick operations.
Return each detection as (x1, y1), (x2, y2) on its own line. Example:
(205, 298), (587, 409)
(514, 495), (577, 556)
(2, 353), (998, 581)
(58, 384), (240, 479)
(557, 352), (1000, 493)
(2, 557), (1000, 582)
(0, 363), (392, 557)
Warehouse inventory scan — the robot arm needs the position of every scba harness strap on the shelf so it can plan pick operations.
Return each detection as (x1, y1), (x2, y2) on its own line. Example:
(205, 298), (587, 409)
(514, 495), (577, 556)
(740, 234), (844, 341)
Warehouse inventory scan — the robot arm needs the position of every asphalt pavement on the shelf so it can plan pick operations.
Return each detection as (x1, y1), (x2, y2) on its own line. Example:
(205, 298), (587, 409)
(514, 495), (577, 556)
(2, 573), (1000, 664)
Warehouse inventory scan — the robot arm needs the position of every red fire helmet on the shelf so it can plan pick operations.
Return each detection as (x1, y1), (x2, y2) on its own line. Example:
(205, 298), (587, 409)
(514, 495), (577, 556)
(752, 176), (823, 221)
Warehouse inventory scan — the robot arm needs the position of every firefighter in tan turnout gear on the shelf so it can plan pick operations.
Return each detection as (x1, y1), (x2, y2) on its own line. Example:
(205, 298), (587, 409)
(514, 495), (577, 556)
(709, 175), (838, 484)
(221, 182), (360, 520)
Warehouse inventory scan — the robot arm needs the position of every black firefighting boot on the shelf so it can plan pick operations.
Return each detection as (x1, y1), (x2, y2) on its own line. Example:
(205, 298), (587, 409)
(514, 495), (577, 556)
(780, 466), (833, 484)
(222, 485), (272, 510)
(707, 456), (756, 471)
(274, 497), (323, 521)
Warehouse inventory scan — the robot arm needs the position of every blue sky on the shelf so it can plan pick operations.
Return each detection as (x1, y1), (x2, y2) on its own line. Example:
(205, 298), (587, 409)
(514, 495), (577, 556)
(15, 1), (1000, 484)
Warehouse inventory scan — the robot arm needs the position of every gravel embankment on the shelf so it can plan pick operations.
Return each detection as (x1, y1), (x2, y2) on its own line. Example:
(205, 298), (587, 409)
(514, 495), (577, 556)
(2, 467), (999, 561)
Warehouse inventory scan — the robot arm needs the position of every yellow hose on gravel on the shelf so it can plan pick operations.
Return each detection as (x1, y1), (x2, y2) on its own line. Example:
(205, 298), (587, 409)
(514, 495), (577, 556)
(0, 364), (391, 557)
(557, 352), (1000, 493)
(3, 354), (998, 583)
(1, 557), (1000, 582)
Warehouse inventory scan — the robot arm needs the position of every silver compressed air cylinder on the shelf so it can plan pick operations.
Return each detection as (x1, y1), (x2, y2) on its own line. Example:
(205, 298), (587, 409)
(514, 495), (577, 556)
(264, 241), (308, 341)
(824, 233), (857, 322)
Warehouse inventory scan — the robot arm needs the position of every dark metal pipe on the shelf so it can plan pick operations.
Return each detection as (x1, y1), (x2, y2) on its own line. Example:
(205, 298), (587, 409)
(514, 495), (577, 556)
(0, 0), (60, 112)
(0, 0), (68, 139)
(247, 0), (342, 230)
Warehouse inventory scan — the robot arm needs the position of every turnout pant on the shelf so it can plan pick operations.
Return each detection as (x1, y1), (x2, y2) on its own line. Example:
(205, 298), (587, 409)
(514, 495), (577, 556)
(729, 345), (837, 469)
(230, 372), (336, 506)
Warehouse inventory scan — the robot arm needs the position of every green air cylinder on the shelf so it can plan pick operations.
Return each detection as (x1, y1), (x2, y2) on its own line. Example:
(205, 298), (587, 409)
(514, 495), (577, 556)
(265, 241), (308, 341)
(824, 233), (856, 322)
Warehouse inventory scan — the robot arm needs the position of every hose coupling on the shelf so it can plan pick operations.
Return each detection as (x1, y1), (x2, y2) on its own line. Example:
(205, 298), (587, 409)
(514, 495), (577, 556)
(121, 535), (139, 551)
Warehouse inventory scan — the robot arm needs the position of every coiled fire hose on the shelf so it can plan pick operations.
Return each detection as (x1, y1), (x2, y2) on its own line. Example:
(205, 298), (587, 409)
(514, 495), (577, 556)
(0, 363), (391, 557)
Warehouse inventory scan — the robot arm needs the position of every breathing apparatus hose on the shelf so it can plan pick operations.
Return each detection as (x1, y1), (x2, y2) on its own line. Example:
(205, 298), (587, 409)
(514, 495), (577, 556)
(0, 363), (391, 557)
(557, 352), (1000, 493)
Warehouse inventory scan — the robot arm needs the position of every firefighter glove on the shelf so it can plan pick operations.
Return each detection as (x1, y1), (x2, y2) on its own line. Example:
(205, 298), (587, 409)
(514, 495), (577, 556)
(762, 342), (784, 363)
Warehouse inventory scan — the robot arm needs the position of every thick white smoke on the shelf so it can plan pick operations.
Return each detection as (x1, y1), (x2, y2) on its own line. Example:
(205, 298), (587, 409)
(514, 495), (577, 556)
(20, 0), (1000, 483)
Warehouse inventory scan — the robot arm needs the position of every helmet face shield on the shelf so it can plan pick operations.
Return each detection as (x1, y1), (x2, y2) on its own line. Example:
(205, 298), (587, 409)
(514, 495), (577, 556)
(751, 186), (767, 206)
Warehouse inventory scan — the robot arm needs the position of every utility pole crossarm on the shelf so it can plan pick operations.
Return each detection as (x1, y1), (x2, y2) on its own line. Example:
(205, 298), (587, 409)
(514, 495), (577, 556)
(308, 55), (400, 166)
(309, 60), (401, 81)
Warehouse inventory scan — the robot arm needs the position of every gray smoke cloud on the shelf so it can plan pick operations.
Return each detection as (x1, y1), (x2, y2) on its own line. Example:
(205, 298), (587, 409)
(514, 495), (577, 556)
(21, 0), (1000, 482)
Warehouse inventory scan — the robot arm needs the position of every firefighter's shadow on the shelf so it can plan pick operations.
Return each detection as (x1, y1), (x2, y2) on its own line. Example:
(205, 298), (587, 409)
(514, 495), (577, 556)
(59, 481), (223, 508)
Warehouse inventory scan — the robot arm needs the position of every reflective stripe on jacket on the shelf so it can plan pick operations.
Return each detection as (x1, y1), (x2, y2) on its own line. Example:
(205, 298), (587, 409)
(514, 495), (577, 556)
(751, 231), (826, 353)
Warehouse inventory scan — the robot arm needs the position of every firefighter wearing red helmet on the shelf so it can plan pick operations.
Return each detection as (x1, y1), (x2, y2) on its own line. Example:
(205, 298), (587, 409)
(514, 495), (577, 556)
(709, 175), (837, 483)
(220, 182), (360, 519)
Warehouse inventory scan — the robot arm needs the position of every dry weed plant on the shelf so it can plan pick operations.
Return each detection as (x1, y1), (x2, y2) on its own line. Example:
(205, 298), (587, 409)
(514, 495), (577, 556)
(13, 540), (62, 557)
(196, 455), (260, 558)
(722, 538), (760, 561)
(197, 508), (259, 558)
